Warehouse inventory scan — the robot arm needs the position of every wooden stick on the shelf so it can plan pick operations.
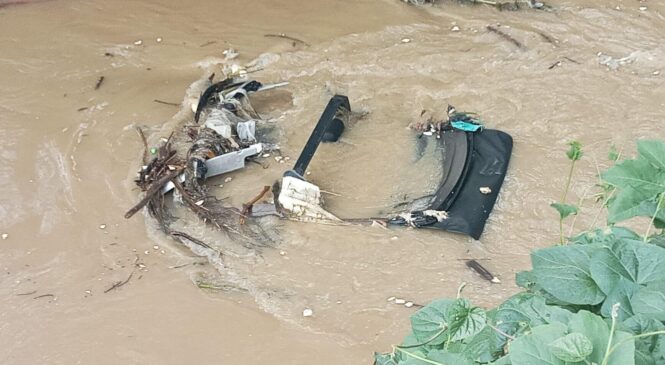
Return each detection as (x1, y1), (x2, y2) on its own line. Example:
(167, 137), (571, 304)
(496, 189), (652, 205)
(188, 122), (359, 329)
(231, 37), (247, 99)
(264, 33), (310, 47)
(153, 99), (180, 106)
(169, 231), (214, 250)
(104, 272), (134, 293)
(487, 25), (525, 50)
(240, 185), (271, 224)
(124, 167), (183, 219)
(135, 127), (149, 164)
(95, 76), (105, 90)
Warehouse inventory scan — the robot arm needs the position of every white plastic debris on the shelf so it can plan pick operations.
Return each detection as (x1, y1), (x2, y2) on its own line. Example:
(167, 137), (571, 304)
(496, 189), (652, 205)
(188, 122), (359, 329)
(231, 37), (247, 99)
(224, 177), (233, 183)
(153, 245), (159, 250)
(480, 187), (492, 194)
(204, 109), (233, 139)
(278, 176), (340, 222)
(401, 38), (411, 43)
(195, 200), (205, 206)
(156, 37), (163, 43)
(395, 298), (406, 304)
(133, 40), (143, 46)
(387, 296), (396, 302)
(639, 6), (647, 11)
(405, 302), (414, 308)
(99, 224), (106, 229)
(1, 233), (8, 240)
(223, 48), (239, 60)
(237, 120), (256, 142)
(302, 308), (314, 317)
(451, 25), (461, 32)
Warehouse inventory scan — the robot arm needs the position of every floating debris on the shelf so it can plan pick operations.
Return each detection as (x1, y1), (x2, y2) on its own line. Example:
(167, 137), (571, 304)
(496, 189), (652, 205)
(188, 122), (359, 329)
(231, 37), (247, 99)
(395, 298), (406, 304)
(386, 296), (396, 302)
(302, 308), (314, 317)
(1, 233), (8, 240)
(401, 38), (411, 43)
(487, 25), (525, 50)
(466, 259), (501, 283)
(133, 40), (143, 46)
(405, 301), (414, 308)
(156, 37), (163, 43)
(99, 224), (106, 229)
(480, 187), (492, 194)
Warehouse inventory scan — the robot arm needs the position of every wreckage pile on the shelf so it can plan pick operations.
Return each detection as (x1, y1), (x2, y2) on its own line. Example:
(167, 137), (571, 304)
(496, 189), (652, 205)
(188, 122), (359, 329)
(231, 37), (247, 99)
(125, 76), (288, 250)
(125, 75), (512, 248)
(403, 0), (548, 11)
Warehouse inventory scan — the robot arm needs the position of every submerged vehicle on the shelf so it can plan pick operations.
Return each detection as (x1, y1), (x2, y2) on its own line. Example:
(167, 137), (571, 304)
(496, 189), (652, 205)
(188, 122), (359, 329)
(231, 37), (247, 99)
(126, 77), (512, 243)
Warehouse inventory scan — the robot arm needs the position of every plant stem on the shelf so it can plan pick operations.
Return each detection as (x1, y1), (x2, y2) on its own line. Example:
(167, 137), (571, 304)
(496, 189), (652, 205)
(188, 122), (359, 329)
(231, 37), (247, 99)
(562, 160), (577, 203)
(557, 159), (577, 244)
(568, 185), (593, 237)
(559, 219), (565, 245)
(487, 323), (516, 341)
(589, 187), (616, 231)
(393, 346), (447, 365)
(644, 193), (665, 243)
(601, 311), (617, 365)
(602, 330), (665, 365)
(396, 328), (446, 349)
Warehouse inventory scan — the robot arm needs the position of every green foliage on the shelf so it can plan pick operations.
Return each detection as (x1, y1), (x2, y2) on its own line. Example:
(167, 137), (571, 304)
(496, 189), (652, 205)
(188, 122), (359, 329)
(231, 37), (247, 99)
(567, 141), (583, 161)
(375, 140), (665, 365)
(602, 140), (665, 228)
(550, 203), (578, 220)
(548, 332), (593, 362)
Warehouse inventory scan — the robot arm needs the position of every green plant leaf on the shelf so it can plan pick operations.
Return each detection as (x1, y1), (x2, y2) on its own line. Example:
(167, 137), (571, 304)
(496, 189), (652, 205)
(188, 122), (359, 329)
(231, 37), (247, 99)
(410, 299), (456, 345)
(607, 186), (665, 224)
(550, 203), (578, 220)
(509, 322), (568, 365)
(609, 145), (619, 161)
(648, 232), (665, 248)
(410, 299), (486, 346)
(637, 140), (665, 171)
(567, 310), (636, 365)
(457, 325), (498, 363)
(599, 278), (639, 321)
(548, 332), (593, 362)
(446, 299), (487, 342)
(374, 353), (398, 365)
(569, 226), (641, 245)
(567, 141), (583, 161)
(515, 271), (536, 289)
(489, 355), (512, 365)
(531, 244), (605, 305)
(493, 294), (573, 353)
(602, 158), (665, 197)
(620, 314), (665, 365)
(632, 282), (665, 321)
(395, 333), (430, 362)
(426, 350), (474, 365)
(590, 240), (665, 294)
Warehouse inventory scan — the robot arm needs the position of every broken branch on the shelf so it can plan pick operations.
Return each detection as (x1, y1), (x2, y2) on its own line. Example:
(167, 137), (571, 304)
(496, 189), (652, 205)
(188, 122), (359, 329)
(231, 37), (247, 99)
(104, 271), (134, 293)
(124, 167), (183, 219)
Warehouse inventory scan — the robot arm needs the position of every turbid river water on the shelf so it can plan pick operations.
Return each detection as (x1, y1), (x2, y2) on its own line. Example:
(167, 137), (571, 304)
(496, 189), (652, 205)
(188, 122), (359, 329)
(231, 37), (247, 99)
(1, 0), (664, 364)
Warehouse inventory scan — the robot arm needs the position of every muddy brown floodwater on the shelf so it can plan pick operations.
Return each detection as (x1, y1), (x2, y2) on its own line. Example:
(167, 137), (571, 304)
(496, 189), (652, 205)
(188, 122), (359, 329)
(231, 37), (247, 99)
(1, 0), (664, 364)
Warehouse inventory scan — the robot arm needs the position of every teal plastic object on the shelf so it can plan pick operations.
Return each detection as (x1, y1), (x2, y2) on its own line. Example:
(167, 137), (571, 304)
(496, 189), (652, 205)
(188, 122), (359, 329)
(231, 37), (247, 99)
(451, 121), (482, 132)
